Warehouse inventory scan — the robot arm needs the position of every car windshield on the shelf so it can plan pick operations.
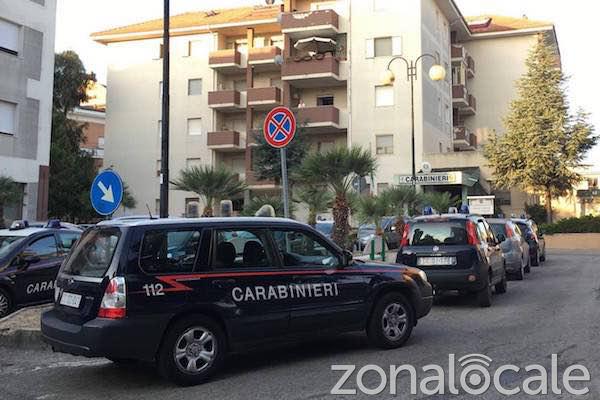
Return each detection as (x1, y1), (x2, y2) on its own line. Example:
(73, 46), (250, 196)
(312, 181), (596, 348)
(61, 228), (121, 278)
(358, 224), (376, 238)
(315, 223), (333, 236)
(490, 223), (506, 239)
(0, 236), (25, 259)
(409, 221), (468, 246)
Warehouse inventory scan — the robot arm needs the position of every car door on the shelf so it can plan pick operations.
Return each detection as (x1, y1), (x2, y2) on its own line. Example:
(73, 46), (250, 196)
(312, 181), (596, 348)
(476, 220), (502, 283)
(270, 228), (369, 334)
(15, 234), (62, 304)
(483, 220), (504, 280)
(203, 227), (291, 346)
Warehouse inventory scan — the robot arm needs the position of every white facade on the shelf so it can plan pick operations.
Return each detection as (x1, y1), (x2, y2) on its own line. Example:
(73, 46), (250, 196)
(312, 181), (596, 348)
(0, 0), (57, 222)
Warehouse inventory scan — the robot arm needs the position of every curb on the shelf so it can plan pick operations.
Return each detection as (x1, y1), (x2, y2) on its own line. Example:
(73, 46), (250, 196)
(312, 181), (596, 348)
(0, 303), (49, 324)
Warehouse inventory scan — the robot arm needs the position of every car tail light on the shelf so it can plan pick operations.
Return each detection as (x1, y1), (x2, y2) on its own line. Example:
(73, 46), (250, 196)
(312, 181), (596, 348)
(466, 220), (480, 245)
(400, 223), (410, 247)
(98, 277), (126, 319)
(505, 225), (514, 239)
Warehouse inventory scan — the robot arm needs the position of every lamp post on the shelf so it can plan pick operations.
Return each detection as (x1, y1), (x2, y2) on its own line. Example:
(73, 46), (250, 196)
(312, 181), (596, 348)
(159, 0), (170, 218)
(381, 55), (446, 187)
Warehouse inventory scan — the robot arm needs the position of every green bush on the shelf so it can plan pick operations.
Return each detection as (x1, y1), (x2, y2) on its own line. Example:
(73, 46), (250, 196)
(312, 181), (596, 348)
(525, 203), (547, 224)
(541, 215), (600, 235)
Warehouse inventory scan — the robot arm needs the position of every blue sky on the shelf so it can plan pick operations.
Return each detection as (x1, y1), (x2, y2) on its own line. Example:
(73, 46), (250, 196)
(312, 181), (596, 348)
(55, 0), (599, 166)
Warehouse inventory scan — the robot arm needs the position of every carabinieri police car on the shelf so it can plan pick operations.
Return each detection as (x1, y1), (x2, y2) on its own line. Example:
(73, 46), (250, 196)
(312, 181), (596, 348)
(41, 217), (433, 386)
(0, 220), (82, 317)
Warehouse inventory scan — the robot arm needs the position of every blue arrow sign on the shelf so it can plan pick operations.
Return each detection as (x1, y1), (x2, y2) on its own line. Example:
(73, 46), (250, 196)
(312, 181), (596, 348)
(90, 170), (124, 216)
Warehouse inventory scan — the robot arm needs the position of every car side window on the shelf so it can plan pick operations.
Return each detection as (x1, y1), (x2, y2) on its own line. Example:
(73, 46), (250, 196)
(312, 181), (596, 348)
(24, 235), (59, 260)
(483, 221), (497, 244)
(272, 229), (340, 268)
(476, 221), (489, 244)
(139, 229), (202, 274)
(212, 229), (271, 269)
(57, 232), (82, 253)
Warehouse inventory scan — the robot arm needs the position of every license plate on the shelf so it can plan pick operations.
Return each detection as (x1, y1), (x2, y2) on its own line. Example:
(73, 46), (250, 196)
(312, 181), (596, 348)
(418, 256), (457, 266)
(59, 292), (82, 308)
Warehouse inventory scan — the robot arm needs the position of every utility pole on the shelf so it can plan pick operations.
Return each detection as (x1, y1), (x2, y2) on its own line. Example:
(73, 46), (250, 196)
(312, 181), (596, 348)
(159, 0), (170, 218)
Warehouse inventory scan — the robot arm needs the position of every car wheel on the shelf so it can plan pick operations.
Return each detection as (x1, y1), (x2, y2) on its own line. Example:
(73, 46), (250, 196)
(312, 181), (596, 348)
(514, 265), (525, 281)
(367, 293), (415, 349)
(524, 256), (531, 273)
(157, 315), (226, 386)
(0, 289), (13, 319)
(531, 251), (540, 267)
(476, 277), (492, 308)
(539, 253), (546, 262)
(495, 273), (508, 294)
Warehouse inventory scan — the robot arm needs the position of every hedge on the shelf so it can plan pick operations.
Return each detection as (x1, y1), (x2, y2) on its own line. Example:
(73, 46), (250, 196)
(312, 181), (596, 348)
(541, 215), (600, 235)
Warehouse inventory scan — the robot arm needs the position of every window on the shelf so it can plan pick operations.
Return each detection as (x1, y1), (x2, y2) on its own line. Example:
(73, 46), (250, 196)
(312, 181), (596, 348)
(409, 222), (468, 246)
(185, 198), (200, 218)
(57, 232), (82, 252)
(375, 85), (394, 107)
(374, 37), (392, 57)
(97, 137), (105, 149)
(476, 221), (490, 243)
(317, 95), (334, 106)
(23, 235), (58, 260)
(0, 100), (16, 135)
(188, 79), (202, 96)
(270, 35), (284, 49)
(213, 230), (271, 269)
(158, 43), (164, 59)
(185, 158), (202, 168)
(367, 37), (402, 58)
(376, 135), (394, 155)
(62, 228), (121, 278)
(188, 39), (208, 57)
(139, 229), (202, 274)
(187, 118), (202, 136)
(0, 19), (19, 55)
(272, 230), (340, 268)
(253, 37), (265, 48)
(495, 190), (512, 206)
(318, 141), (335, 153)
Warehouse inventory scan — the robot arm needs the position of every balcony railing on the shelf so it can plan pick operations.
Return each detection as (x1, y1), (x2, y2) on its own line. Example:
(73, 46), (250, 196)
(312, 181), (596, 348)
(247, 87), (281, 109)
(295, 106), (342, 132)
(209, 49), (242, 73)
(282, 54), (343, 87)
(248, 46), (282, 70)
(245, 170), (277, 188)
(466, 55), (475, 78)
(453, 127), (477, 151)
(207, 131), (244, 152)
(451, 45), (466, 62)
(281, 9), (339, 39)
(208, 90), (242, 111)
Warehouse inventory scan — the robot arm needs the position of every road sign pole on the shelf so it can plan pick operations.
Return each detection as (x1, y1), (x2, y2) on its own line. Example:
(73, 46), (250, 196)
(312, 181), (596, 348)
(281, 148), (290, 218)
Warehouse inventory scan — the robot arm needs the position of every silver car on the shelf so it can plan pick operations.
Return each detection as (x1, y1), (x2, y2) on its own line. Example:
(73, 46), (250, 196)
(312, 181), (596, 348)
(488, 219), (530, 280)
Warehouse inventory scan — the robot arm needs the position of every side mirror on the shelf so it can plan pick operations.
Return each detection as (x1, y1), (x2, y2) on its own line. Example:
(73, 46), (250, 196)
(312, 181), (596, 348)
(16, 254), (40, 271)
(496, 233), (506, 243)
(342, 250), (353, 267)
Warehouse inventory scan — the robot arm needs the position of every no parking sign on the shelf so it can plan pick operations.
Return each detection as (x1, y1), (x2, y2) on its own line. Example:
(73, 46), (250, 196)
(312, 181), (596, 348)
(263, 106), (296, 149)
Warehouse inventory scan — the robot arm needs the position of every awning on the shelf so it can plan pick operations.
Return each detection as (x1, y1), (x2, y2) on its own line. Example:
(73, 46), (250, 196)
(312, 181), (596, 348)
(294, 37), (337, 56)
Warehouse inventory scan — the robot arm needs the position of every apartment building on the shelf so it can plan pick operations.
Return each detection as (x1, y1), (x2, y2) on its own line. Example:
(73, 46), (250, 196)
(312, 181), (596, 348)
(0, 0), (57, 224)
(93, 0), (559, 218)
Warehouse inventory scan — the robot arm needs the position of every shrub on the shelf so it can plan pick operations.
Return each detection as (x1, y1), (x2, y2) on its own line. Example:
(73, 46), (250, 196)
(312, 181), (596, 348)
(525, 203), (547, 224)
(541, 215), (600, 235)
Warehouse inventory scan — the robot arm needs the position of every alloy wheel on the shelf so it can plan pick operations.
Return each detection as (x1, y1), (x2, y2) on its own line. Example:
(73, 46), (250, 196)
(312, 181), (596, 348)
(173, 326), (216, 374)
(381, 302), (408, 341)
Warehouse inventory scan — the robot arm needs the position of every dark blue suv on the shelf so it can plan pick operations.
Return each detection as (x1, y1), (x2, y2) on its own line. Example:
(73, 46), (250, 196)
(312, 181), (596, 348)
(396, 213), (507, 307)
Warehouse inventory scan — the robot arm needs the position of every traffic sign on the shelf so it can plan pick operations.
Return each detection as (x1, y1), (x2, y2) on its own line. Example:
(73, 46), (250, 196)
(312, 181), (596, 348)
(90, 170), (124, 216)
(263, 106), (296, 149)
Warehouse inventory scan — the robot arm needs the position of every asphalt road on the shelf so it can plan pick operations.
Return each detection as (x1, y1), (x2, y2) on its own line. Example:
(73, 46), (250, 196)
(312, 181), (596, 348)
(1, 252), (599, 399)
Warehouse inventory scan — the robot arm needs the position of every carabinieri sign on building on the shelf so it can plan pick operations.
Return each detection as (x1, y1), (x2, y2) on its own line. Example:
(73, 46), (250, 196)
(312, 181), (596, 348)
(395, 172), (463, 186)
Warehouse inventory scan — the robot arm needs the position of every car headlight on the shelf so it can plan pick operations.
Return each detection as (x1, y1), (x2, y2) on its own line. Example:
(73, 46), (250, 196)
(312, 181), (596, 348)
(418, 270), (428, 283)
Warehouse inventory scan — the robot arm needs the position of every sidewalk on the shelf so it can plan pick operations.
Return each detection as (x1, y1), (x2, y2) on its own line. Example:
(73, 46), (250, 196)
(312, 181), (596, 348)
(0, 305), (50, 349)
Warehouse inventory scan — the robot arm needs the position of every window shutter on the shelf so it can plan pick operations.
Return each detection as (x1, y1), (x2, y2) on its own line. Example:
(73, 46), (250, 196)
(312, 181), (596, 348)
(0, 19), (19, 54)
(365, 38), (375, 59)
(392, 36), (403, 56)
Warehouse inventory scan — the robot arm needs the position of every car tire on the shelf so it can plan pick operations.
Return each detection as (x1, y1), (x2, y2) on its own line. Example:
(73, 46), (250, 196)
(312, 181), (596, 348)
(0, 288), (13, 319)
(157, 315), (226, 386)
(539, 253), (546, 262)
(495, 273), (508, 294)
(476, 278), (492, 308)
(514, 265), (525, 281)
(367, 292), (415, 349)
(531, 251), (540, 267)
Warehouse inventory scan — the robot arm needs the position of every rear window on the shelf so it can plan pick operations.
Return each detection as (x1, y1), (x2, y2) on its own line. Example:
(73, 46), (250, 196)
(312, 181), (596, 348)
(490, 223), (505, 238)
(62, 228), (121, 278)
(409, 221), (467, 246)
(0, 236), (25, 259)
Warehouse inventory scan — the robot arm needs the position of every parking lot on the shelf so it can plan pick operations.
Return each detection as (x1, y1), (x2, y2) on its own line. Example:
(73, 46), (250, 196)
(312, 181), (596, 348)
(1, 251), (598, 399)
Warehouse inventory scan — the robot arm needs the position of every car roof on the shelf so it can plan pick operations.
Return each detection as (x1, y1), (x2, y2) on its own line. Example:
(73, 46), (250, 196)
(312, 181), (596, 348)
(412, 213), (480, 221)
(97, 217), (307, 228)
(511, 218), (530, 224)
(0, 227), (82, 237)
(487, 218), (510, 224)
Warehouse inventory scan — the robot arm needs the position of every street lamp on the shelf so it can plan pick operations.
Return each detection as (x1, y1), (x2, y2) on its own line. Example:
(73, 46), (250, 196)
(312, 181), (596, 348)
(381, 54), (446, 187)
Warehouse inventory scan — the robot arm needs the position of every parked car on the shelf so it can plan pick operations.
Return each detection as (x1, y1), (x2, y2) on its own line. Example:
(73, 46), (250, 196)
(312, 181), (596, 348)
(488, 218), (530, 280)
(512, 218), (546, 266)
(0, 221), (82, 317)
(396, 213), (507, 307)
(314, 220), (334, 239)
(42, 217), (433, 385)
(357, 217), (400, 251)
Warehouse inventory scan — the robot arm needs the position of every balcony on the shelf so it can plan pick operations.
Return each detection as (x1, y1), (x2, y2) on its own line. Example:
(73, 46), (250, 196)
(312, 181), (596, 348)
(295, 106), (343, 133)
(453, 127), (477, 151)
(460, 94), (477, 116)
(245, 170), (277, 189)
(466, 55), (475, 78)
(248, 46), (282, 71)
(282, 54), (344, 88)
(247, 87), (281, 110)
(208, 90), (243, 112)
(281, 9), (339, 40)
(207, 131), (244, 152)
(209, 49), (242, 74)
(451, 45), (466, 63)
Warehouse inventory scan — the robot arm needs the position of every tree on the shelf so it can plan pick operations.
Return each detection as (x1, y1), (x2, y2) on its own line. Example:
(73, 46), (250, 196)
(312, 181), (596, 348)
(121, 184), (137, 212)
(294, 184), (333, 226)
(421, 191), (460, 214)
(171, 166), (246, 217)
(485, 37), (597, 223)
(241, 194), (297, 218)
(251, 128), (309, 184)
(0, 175), (22, 228)
(525, 202), (547, 224)
(299, 146), (377, 248)
(48, 51), (98, 222)
(381, 186), (422, 235)
(356, 195), (390, 235)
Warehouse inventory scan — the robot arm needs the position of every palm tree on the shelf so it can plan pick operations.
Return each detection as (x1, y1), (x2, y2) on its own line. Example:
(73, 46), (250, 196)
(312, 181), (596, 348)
(241, 194), (297, 218)
(421, 191), (461, 214)
(171, 166), (246, 217)
(356, 195), (390, 235)
(294, 184), (333, 227)
(382, 186), (423, 235)
(299, 146), (376, 248)
(0, 175), (22, 229)
(121, 184), (137, 213)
